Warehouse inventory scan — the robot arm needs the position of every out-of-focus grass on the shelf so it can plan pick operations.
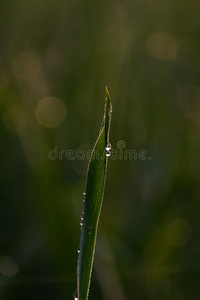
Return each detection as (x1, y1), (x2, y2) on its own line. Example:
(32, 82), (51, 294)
(0, 1), (200, 299)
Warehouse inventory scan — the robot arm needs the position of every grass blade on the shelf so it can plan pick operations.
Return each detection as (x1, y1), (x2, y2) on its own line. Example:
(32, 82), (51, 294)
(75, 87), (112, 300)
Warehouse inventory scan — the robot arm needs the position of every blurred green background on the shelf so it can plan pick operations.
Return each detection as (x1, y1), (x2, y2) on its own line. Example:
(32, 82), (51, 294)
(1, 1), (200, 299)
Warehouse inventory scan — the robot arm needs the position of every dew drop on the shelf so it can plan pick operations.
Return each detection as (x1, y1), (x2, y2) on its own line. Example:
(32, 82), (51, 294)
(83, 191), (86, 195)
(77, 248), (80, 253)
(106, 142), (111, 151)
(81, 216), (83, 221)
(106, 152), (110, 157)
(73, 290), (78, 300)
(80, 222), (83, 226)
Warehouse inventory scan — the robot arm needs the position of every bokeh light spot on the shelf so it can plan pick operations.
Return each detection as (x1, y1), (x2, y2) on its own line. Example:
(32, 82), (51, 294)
(0, 256), (19, 276)
(165, 219), (192, 247)
(2, 106), (28, 133)
(35, 97), (66, 128)
(146, 32), (178, 61)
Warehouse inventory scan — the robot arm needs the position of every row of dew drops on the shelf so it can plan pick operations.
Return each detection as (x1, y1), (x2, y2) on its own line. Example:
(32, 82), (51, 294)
(105, 142), (111, 157)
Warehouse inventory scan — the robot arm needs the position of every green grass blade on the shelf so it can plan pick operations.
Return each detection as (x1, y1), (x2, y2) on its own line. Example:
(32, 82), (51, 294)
(75, 87), (112, 300)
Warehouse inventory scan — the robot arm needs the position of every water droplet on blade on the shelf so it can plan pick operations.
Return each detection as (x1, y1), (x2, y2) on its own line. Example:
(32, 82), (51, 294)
(105, 142), (111, 151)
(77, 248), (80, 253)
(73, 290), (78, 300)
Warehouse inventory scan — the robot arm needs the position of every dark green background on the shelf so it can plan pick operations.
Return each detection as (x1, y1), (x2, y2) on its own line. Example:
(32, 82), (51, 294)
(0, 1), (200, 299)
